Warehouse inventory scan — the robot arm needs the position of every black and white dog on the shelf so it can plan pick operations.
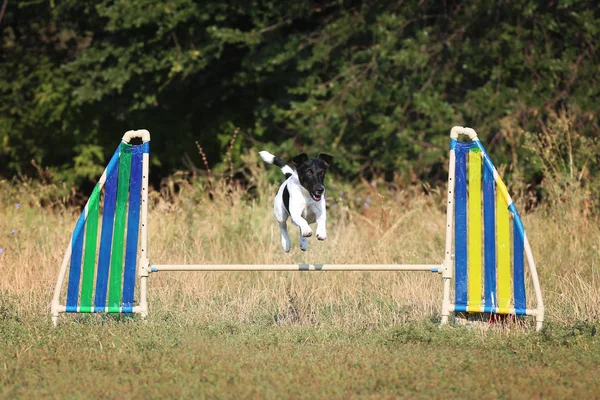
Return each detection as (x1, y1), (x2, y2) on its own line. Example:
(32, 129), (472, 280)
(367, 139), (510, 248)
(259, 151), (333, 252)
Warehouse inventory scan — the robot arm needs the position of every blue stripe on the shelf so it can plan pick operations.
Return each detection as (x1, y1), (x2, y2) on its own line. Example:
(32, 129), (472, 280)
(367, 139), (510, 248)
(122, 145), (144, 309)
(142, 141), (150, 153)
(483, 166), (497, 308)
(454, 146), (468, 307)
(508, 204), (525, 239)
(453, 305), (529, 315)
(509, 204), (527, 310)
(65, 219), (85, 310)
(94, 145), (122, 312)
(450, 139), (457, 150)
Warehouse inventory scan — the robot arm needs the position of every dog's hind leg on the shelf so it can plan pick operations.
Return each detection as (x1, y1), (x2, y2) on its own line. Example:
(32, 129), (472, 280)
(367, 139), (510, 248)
(279, 221), (291, 253)
(274, 191), (292, 253)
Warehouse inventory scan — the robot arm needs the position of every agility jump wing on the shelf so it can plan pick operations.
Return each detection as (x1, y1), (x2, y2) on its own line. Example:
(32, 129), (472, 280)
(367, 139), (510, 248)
(441, 126), (544, 330)
(51, 130), (150, 326)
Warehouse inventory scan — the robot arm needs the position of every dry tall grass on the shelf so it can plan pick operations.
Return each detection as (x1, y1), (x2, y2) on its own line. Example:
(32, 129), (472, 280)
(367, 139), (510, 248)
(1, 146), (598, 330)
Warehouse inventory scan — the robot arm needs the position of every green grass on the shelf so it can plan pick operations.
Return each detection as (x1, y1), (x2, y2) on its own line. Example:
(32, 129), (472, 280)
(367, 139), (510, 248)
(1, 314), (599, 399)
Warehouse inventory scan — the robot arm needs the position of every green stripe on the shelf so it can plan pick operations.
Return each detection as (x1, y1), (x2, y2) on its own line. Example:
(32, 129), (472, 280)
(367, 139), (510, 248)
(108, 145), (132, 308)
(80, 184), (101, 308)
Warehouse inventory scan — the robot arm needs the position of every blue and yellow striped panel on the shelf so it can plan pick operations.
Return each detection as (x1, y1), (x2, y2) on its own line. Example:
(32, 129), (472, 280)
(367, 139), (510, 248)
(453, 139), (529, 315)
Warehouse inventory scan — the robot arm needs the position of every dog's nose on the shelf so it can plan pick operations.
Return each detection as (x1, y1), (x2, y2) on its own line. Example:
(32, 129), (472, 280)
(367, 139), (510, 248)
(315, 186), (324, 195)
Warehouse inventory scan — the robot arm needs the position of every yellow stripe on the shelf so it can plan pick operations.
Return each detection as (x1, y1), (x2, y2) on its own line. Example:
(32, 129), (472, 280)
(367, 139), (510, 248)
(468, 150), (482, 309)
(497, 188), (511, 309)
(495, 177), (511, 205)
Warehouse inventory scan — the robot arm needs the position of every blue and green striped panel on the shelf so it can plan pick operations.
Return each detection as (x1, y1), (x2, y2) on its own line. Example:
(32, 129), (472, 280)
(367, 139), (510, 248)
(65, 141), (147, 313)
(66, 146), (121, 312)
(94, 144), (123, 312)
(107, 146), (133, 308)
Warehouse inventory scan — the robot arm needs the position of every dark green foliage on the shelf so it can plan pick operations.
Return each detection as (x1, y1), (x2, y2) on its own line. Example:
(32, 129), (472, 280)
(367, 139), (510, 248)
(1, 0), (599, 195)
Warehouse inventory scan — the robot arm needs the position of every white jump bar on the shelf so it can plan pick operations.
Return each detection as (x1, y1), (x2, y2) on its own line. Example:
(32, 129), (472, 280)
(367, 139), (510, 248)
(150, 264), (441, 272)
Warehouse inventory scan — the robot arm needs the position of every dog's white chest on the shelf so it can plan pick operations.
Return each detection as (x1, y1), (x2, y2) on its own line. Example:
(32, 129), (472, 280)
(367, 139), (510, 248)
(303, 207), (317, 224)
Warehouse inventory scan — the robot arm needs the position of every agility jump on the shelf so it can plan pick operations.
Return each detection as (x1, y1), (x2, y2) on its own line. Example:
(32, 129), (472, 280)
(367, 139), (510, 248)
(51, 127), (545, 330)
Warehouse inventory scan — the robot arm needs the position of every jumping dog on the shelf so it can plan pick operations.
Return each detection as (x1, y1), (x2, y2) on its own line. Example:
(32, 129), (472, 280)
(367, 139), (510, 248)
(259, 151), (334, 252)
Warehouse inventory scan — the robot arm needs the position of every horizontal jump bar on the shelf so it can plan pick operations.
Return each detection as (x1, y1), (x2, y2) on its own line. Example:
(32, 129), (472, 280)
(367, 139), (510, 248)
(150, 264), (441, 272)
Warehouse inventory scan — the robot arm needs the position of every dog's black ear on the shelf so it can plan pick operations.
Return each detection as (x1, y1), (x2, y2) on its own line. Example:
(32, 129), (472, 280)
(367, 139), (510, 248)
(292, 153), (309, 166)
(318, 153), (334, 167)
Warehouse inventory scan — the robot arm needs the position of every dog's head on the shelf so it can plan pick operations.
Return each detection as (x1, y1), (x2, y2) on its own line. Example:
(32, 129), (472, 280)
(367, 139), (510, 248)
(292, 153), (334, 202)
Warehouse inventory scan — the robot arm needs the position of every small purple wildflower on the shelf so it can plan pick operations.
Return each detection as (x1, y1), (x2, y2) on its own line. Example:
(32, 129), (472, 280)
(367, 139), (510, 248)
(366, 197), (372, 204)
(357, 196), (363, 202)
(363, 203), (370, 210)
(11, 229), (16, 235)
(16, 203), (21, 209)
(370, 181), (376, 188)
(0, 248), (3, 255)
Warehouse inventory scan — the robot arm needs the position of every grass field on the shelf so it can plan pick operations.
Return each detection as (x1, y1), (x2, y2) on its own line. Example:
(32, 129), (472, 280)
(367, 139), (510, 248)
(2, 318), (599, 399)
(1, 153), (599, 398)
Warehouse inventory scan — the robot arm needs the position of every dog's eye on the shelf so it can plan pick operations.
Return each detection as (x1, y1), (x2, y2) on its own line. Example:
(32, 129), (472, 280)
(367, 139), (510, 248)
(306, 170), (312, 176)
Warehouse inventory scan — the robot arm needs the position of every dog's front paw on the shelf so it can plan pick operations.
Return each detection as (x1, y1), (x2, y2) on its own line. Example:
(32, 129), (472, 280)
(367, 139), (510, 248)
(301, 227), (313, 237)
(299, 236), (309, 251)
(316, 231), (327, 241)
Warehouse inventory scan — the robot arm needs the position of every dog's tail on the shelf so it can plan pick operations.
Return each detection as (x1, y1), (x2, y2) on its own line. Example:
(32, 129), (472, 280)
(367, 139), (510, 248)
(259, 151), (293, 179)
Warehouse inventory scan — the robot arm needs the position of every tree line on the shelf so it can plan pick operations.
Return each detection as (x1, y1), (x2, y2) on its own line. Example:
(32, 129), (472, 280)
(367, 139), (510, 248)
(1, 0), (598, 199)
